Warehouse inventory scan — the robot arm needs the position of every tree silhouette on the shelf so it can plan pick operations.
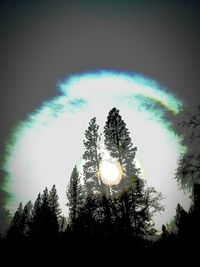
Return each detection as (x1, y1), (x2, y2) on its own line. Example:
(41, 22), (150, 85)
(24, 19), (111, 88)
(103, 108), (163, 238)
(104, 107), (139, 189)
(1, 107), (176, 265)
(20, 201), (32, 237)
(176, 106), (200, 189)
(82, 117), (102, 195)
(66, 166), (83, 230)
(30, 193), (42, 238)
(49, 184), (61, 219)
(6, 202), (23, 241)
(30, 187), (59, 243)
(174, 203), (189, 238)
(188, 183), (200, 239)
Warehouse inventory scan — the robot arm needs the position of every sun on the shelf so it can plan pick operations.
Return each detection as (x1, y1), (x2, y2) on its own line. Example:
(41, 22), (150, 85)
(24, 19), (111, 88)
(99, 159), (123, 186)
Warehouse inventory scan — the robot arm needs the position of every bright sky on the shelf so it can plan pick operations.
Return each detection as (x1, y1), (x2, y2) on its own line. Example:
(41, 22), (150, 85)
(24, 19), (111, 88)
(2, 70), (190, 230)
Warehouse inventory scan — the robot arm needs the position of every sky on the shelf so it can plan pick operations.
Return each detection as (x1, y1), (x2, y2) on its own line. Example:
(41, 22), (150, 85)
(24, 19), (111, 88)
(1, 70), (190, 230)
(0, 0), (200, 232)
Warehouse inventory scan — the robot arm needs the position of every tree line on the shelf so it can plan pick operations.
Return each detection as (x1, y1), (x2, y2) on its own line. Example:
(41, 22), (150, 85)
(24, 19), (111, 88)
(0, 106), (200, 265)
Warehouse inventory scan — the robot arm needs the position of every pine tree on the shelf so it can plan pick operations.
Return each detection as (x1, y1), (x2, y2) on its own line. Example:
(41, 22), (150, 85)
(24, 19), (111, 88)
(104, 107), (139, 190)
(174, 203), (188, 238)
(32, 193), (42, 217)
(30, 192), (45, 239)
(41, 187), (59, 237)
(20, 201), (32, 237)
(6, 202), (25, 240)
(81, 117), (111, 235)
(49, 185), (61, 219)
(103, 108), (138, 233)
(30, 193), (42, 236)
(5, 201), (33, 247)
(30, 188), (59, 241)
(82, 117), (102, 195)
(161, 225), (168, 241)
(66, 166), (83, 228)
(104, 108), (163, 238)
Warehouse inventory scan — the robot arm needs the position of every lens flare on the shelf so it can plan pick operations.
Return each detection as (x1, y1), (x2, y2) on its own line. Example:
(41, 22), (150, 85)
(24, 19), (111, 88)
(1, 70), (190, 229)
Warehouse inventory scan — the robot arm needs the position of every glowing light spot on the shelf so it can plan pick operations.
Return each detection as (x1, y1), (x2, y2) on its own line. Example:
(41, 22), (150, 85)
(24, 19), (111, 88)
(99, 159), (122, 186)
(1, 70), (190, 229)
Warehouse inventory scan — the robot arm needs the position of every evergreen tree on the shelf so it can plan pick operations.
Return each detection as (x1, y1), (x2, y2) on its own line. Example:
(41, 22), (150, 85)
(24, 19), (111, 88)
(49, 185), (61, 219)
(103, 107), (139, 232)
(4, 201), (33, 252)
(31, 193), (42, 234)
(66, 166), (83, 228)
(20, 201), (32, 237)
(188, 183), (200, 239)
(32, 193), (42, 216)
(103, 108), (163, 238)
(30, 188), (59, 241)
(104, 107), (139, 190)
(41, 187), (59, 237)
(82, 117), (102, 195)
(161, 225), (168, 241)
(6, 202), (23, 240)
(174, 203), (188, 238)
(30, 192), (44, 239)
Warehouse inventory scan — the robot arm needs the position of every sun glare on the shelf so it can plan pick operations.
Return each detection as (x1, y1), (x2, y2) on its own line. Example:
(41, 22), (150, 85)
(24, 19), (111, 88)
(99, 159), (123, 186)
(3, 70), (191, 229)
